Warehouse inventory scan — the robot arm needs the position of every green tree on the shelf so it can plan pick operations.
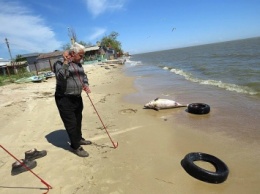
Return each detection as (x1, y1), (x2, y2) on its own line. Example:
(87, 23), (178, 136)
(100, 31), (123, 54)
(61, 43), (71, 50)
(15, 54), (25, 62)
(78, 41), (92, 47)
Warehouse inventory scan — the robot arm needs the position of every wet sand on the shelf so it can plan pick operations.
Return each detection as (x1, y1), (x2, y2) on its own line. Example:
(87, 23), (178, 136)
(0, 62), (259, 194)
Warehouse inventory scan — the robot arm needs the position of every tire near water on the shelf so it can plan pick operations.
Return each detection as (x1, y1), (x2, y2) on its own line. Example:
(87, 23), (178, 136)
(181, 152), (229, 184)
(188, 103), (210, 114)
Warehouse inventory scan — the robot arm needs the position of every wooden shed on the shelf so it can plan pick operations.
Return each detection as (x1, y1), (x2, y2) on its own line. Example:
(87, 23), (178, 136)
(36, 51), (64, 72)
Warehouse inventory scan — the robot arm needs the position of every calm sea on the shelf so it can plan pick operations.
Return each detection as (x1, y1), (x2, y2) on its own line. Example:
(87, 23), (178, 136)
(125, 37), (260, 97)
(122, 37), (260, 143)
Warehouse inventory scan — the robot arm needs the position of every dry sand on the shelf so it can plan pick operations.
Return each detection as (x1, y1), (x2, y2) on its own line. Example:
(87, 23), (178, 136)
(0, 63), (259, 194)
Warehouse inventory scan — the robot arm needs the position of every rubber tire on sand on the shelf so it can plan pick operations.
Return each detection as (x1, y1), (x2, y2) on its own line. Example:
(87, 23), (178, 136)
(188, 103), (210, 114)
(181, 152), (229, 184)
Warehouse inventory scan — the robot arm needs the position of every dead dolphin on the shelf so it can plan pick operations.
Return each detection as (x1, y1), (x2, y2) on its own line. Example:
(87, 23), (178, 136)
(144, 97), (187, 111)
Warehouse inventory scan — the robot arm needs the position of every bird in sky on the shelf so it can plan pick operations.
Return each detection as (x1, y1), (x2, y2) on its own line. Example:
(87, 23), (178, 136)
(172, 27), (176, 31)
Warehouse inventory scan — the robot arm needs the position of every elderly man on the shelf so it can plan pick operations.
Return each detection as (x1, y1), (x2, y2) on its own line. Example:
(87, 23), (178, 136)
(54, 43), (91, 157)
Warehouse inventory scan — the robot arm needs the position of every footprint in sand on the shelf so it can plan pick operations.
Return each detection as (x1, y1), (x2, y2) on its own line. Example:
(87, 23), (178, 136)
(0, 160), (6, 168)
(119, 108), (137, 115)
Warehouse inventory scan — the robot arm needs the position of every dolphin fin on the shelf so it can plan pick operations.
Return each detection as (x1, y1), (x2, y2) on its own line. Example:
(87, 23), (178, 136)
(154, 106), (160, 111)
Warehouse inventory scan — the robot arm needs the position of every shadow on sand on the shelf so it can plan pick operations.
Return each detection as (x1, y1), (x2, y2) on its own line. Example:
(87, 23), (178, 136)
(45, 129), (71, 151)
(0, 186), (49, 193)
(45, 129), (114, 149)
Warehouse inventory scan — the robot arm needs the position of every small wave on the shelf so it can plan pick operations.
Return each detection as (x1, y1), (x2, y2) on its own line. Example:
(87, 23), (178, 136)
(168, 68), (258, 95)
(170, 68), (187, 76)
(200, 80), (258, 95)
(125, 60), (142, 67)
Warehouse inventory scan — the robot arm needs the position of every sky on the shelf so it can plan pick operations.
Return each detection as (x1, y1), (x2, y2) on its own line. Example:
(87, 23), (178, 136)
(0, 0), (260, 60)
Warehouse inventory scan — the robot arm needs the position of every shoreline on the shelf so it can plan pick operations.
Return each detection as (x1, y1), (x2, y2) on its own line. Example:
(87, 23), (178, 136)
(0, 63), (259, 193)
(123, 62), (260, 145)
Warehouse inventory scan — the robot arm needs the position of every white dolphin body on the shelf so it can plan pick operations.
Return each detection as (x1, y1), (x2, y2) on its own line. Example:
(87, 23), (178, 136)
(144, 97), (187, 111)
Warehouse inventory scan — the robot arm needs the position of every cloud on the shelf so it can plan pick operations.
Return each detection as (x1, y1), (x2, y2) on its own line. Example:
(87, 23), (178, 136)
(88, 28), (107, 40)
(0, 0), (61, 58)
(84, 0), (125, 17)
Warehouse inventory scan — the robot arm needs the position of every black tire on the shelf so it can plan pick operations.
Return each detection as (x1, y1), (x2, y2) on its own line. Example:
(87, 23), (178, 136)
(188, 103), (210, 114)
(181, 152), (229, 184)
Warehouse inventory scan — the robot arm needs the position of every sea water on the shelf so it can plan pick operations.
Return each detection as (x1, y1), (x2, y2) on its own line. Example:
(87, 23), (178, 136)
(123, 37), (260, 144)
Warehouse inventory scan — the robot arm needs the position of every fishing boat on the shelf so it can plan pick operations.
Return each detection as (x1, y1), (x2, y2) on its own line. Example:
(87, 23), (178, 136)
(44, 71), (55, 79)
(30, 76), (43, 83)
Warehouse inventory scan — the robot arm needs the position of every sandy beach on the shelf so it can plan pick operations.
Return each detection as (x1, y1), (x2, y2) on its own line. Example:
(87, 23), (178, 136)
(0, 62), (259, 194)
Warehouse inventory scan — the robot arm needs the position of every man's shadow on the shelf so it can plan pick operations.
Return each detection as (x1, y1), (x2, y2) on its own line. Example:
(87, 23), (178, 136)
(45, 129), (113, 149)
(45, 129), (71, 151)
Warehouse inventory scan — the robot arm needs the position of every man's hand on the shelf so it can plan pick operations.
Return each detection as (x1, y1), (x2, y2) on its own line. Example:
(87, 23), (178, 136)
(63, 51), (73, 64)
(83, 85), (91, 93)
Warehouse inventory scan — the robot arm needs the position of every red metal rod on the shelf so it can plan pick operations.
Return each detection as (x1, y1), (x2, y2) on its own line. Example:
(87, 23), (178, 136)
(0, 145), (52, 193)
(86, 93), (118, 149)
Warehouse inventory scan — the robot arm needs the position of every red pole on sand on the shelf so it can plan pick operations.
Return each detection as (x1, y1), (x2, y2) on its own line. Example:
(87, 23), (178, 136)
(86, 93), (118, 149)
(0, 145), (52, 194)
